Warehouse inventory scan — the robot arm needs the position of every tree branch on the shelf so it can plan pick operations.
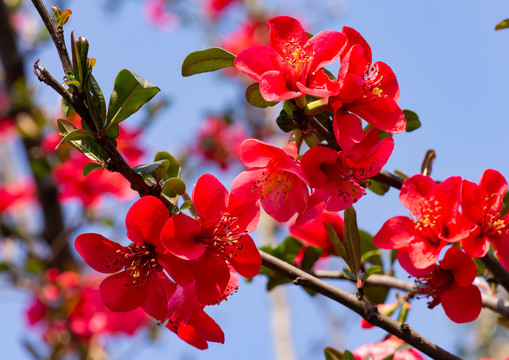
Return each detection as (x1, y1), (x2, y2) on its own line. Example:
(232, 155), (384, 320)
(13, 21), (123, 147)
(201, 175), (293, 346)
(312, 270), (509, 318)
(481, 252), (509, 294)
(29, 0), (172, 209)
(261, 251), (461, 360)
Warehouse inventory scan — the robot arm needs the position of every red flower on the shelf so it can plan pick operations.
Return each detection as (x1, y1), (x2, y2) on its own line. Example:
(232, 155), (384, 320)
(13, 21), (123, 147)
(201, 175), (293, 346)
(289, 209), (343, 260)
(234, 16), (346, 102)
(399, 246), (482, 323)
(165, 276), (239, 349)
(373, 175), (471, 269)
(192, 116), (247, 170)
(221, 18), (269, 55)
(329, 27), (405, 134)
(144, 0), (178, 32)
(161, 173), (261, 304)
(55, 153), (133, 208)
(353, 335), (424, 360)
(231, 139), (309, 222)
(0, 179), (34, 214)
(461, 169), (509, 268)
(75, 196), (180, 321)
(299, 131), (393, 222)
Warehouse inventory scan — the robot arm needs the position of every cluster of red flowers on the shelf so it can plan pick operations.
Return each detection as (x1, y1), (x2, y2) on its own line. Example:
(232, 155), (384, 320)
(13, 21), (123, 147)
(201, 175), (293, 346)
(26, 269), (147, 350)
(374, 169), (509, 323)
(75, 174), (261, 349)
(229, 16), (403, 225)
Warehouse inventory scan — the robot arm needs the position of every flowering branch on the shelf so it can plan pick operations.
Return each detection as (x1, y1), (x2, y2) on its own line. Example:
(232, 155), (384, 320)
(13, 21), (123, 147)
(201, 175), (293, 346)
(30, 0), (172, 208)
(260, 251), (461, 360)
(312, 271), (509, 318)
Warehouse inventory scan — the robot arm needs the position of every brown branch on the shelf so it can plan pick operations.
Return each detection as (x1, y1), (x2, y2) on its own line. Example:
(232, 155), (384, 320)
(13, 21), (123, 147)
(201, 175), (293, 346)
(481, 252), (509, 293)
(312, 270), (509, 318)
(29, 0), (172, 209)
(0, 0), (71, 269)
(30, 0), (72, 73)
(261, 251), (462, 360)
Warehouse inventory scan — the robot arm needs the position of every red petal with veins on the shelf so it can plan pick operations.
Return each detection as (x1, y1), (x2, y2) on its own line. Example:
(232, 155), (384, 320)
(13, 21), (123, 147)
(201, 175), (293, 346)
(161, 214), (206, 260)
(441, 284), (482, 323)
(260, 70), (302, 101)
(399, 175), (436, 214)
(234, 45), (284, 81)
(99, 271), (146, 312)
(342, 26), (372, 64)
(141, 274), (176, 321)
(440, 246), (477, 287)
(195, 253), (230, 305)
(75, 233), (126, 273)
(373, 216), (415, 250)
(480, 169), (508, 210)
(307, 31), (347, 72)
(300, 146), (338, 188)
(228, 234), (261, 278)
(193, 173), (228, 226)
(268, 16), (309, 56)
(125, 196), (169, 249)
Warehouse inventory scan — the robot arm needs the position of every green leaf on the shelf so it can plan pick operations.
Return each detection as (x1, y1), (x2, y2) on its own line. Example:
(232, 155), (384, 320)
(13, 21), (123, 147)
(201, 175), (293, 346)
(57, 119), (106, 162)
(495, 19), (509, 30)
(323, 347), (343, 360)
(61, 96), (74, 117)
(106, 69), (160, 128)
(501, 191), (509, 215)
(367, 179), (390, 196)
(106, 123), (120, 139)
(326, 223), (348, 261)
(60, 9), (72, 25)
(162, 177), (186, 197)
(393, 170), (409, 180)
(403, 109), (421, 132)
(300, 246), (323, 271)
(83, 162), (104, 176)
(132, 160), (168, 176)
(181, 47), (236, 76)
(343, 206), (362, 283)
(56, 128), (94, 149)
(342, 350), (356, 360)
(359, 230), (382, 267)
(89, 74), (106, 125)
(180, 200), (193, 211)
(276, 109), (294, 132)
(245, 83), (278, 108)
(361, 265), (382, 283)
(267, 277), (291, 291)
(154, 151), (180, 179)
(363, 284), (390, 305)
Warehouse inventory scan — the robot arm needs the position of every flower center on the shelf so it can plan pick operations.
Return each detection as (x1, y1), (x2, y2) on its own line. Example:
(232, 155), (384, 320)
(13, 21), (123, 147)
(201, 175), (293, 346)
(196, 213), (245, 259)
(251, 168), (293, 205)
(321, 159), (366, 200)
(282, 39), (315, 84)
(415, 266), (454, 309)
(362, 64), (384, 98)
(481, 196), (509, 237)
(413, 198), (444, 241)
(115, 243), (161, 288)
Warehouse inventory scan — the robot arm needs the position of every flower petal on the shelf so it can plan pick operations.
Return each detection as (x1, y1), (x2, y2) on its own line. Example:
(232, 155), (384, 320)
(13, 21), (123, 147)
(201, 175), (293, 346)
(441, 284), (482, 323)
(228, 234), (261, 278)
(193, 173), (228, 226)
(440, 246), (477, 287)
(126, 196), (169, 248)
(373, 216), (415, 250)
(268, 16), (309, 56)
(75, 233), (126, 273)
(161, 214), (206, 260)
(99, 271), (146, 312)
(234, 45), (284, 81)
(260, 70), (302, 101)
(195, 253), (230, 305)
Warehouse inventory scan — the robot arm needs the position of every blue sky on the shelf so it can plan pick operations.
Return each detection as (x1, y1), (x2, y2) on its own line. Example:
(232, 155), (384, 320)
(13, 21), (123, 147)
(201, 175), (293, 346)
(3, 0), (509, 359)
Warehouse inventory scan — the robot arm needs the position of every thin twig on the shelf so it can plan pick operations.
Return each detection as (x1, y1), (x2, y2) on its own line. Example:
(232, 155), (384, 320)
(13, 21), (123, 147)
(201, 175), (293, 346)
(261, 251), (461, 360)
(30, 0), (72, 73)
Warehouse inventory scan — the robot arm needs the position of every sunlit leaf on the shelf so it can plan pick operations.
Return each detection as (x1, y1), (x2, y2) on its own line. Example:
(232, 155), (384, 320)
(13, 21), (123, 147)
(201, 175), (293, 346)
(403, 109), (421, 132)
(495, 19), (509, 30)
(181, 47), (235, 76)
(106, 69), (160, 128)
